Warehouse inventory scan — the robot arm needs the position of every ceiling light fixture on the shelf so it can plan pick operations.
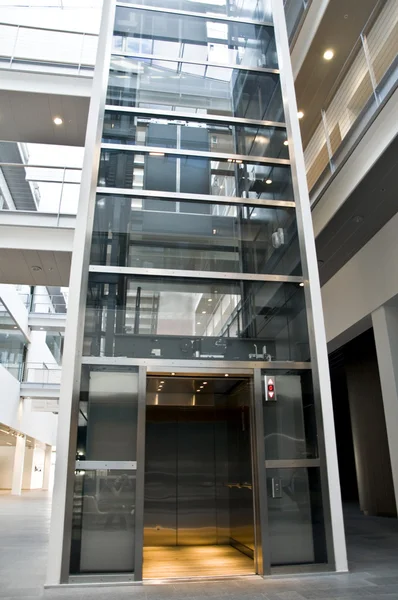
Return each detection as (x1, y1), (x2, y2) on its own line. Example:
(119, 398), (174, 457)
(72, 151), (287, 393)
(171, 372), (175, 376)
(284, 140), (289, 146)
(203, 382), (207, 385)
(266, 179), (272, 185)
(225, 374), (229, 377)
(197, 321), (201, 325)
(149, 152), (165, 157)
(299, 282), (304, 287)
(297, 111), (304, 119)
(31, 265), (42, 272)
(160, 381), (164, 384)
(53, 116), (63, 126)
(323, 49), (334, 61)
(208, 298), (213, 302)
(202, 311), (206, 314)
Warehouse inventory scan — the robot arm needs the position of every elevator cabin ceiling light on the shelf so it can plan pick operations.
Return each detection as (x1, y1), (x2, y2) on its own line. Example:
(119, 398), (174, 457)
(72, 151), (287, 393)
(323, 49), (334, 61)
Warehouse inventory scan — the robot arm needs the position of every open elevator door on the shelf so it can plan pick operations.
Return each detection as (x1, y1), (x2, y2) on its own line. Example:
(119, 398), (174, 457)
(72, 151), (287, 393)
(141, 373), (259, 579)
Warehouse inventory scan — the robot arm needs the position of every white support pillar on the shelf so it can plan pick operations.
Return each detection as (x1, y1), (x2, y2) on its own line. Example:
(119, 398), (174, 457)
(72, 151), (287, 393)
(42, 445), (53, 491)
(371, 305), (398, 511)
(11, 435), (26, 496)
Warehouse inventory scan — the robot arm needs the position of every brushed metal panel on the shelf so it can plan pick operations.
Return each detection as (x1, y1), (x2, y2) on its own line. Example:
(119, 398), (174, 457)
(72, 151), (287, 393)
(144, 407), (177, 546)
(177, 408), (217, 545)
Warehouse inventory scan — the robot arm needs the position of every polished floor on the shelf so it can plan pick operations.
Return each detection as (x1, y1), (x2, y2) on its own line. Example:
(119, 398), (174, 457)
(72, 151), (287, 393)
(143, 545), (254, 579)
(1, 492), (398, 599)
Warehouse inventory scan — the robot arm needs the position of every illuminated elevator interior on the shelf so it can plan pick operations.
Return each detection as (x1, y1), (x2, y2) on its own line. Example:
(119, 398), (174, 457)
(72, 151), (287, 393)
(143, 375), (255, 578)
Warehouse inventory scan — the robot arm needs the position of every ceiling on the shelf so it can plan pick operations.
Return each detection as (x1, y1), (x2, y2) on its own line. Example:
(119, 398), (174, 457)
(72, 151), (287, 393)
(0, 249), (71, 286)
(0, 90), (89, 147)
(295, 0), (380, 149)
(316, 133), (398, 286)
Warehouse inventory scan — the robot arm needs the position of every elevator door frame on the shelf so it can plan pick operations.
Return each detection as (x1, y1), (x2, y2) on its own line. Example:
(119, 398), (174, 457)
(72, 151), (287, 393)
(134, 366), (270, 580)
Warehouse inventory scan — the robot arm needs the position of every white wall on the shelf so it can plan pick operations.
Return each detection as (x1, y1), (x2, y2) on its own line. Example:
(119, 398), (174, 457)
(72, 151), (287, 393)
(322, 210), (398, 350)
(0, 446), (15, 489)
(0, 364), (57, 446)
(0, 283), (30, 340)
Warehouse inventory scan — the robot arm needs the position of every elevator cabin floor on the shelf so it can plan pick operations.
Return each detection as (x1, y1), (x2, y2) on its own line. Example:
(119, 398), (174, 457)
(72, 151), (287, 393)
(143, 375), (256, 579)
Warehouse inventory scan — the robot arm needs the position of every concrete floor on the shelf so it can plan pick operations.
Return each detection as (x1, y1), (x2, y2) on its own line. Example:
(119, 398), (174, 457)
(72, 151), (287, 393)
(1, 491), (398, 600)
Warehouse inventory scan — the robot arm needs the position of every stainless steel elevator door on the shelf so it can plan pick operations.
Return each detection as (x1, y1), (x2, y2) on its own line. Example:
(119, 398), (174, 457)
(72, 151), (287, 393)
(143, 377), (255, 558)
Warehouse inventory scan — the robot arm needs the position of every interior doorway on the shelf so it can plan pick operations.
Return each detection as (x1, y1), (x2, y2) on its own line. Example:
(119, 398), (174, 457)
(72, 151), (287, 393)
(142, 374), (256, 579)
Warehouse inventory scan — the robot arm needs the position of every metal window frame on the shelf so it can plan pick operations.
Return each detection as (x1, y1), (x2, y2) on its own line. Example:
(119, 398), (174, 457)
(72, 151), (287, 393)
(100, 142), (291, 166)
(96, 187), (296, 209)
(115, 2), (274, 27)
(271, 0), (347, 573)
(104, 105), (287, 130)
(88, 265), (303, 283)
(111, 50), (280, 75)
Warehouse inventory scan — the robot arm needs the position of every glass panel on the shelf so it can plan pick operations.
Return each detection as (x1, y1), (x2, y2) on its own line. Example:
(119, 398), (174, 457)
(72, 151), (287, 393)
(261, 371), (318, 460)
(117, 0), (272, 22)
(83, 274), (310, 362)
(114, 7), (277, 69)
(102, 111), (289, 159)
(98, 149), (292, 200)
(70, 367), (139, 574)
(106, 57), (284, 122)
(266, 467), (327, 565)
(90, 195), (300, 276)
(71, 469), (136, 573)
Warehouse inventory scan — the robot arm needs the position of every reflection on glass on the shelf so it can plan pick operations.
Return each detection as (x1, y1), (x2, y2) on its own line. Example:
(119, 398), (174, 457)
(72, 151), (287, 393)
(91, 195), (300, 276)
(117, 0), (272, 22)
(83, 274), (309, 362)
(71, 469), (136, 573)
(266, 467), (327, 565)
(262, 371), (318, 460)
(0, 300), (25, 380)
(70, 367), (139, 574)
(114, 7), (277, 69)
(106, 57), (284, 122)
(102, 111), (289, 159)
(98, 149), (292, 200)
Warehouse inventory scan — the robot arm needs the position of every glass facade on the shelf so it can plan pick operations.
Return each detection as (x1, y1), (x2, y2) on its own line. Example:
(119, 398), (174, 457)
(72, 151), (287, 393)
(65, 0), (333, 581)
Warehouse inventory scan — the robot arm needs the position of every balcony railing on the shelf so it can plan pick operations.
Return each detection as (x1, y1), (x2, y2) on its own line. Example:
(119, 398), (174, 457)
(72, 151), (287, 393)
(24, 362), (62, 385)
(0, 22), (97, 76)
(0, 162), (82, 217)
(19, 293), (68, 314)
(305, 0), (398, 197)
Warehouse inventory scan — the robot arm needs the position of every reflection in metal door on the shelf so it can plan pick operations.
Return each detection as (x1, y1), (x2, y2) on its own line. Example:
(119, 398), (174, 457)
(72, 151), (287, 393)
(143, 376), (256, 578)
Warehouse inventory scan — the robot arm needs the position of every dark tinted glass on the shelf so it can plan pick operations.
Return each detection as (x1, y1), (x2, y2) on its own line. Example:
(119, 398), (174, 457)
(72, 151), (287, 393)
(83, 274), (310, 362)
(91, 194), (301, 276)
(114, 7), (277, 69)
(106, 57), (284, 122)
(98, 149), (293, 200)
(103, 111), (289, 159)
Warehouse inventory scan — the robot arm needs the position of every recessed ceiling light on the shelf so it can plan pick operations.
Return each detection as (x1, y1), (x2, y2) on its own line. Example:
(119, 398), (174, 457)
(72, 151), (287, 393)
(323, 49), (334, 61)
(13, 326), (17, 329)
(284, 140), (289, 146)
(225, 374), (229, 377)
(53, 116), (63, 126)
(297, 111), (304, 119)
(208, 298), (213, 302)
(352, 215), (364, 224)
(203, 382), (207, 385)
(266, 179), (272, 185)
(200, 386), (204, 389)
(197, 322), (201, 325)
(197, 389), (201, 392)
(171, 372), (175, 376)
(202, 311), (206, 314)
(31, 265), (42, 272)
(160, 381), (164, 384)
(299, 282), (304, 287)
(149, 151), (165, 157)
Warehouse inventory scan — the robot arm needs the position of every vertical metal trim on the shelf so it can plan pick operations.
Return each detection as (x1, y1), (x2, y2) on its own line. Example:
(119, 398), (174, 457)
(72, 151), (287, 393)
(134, 365), (147, 581)
(271, 0), (347, 572)
(45, 0), (117, 586)
(360, 33), (380, 106)
(320, 110), (335, 174)
(251, 369), (270, 576)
